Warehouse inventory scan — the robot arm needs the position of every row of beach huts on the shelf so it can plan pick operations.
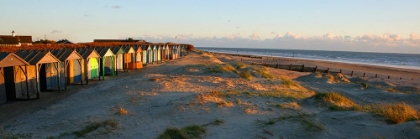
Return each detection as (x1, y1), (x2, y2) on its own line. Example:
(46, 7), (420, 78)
(0, 44), (188, 104)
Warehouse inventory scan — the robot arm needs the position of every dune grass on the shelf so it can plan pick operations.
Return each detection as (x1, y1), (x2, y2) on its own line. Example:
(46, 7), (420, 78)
(256, 112), (323, 131)
(158, 124), (206, 139)
(72, 120), (118, 137)
(206, 64), (236, 73)
(372, 102), (419, 124)
(281, 77), (299, 88)
(256, 90), (315, 100)
(278, 102), (301, 109)
(255, 67), (274, 79)
(238, 71), (252, 81)
(314, 92), (361, 110)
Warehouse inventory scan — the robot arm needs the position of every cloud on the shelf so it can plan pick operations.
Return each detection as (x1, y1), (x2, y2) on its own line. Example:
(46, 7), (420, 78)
(139, 32), (420, 53)
(249, 33), (259, 39)
(270, 32), (276, 34)
(410, 33), (420, 40)
(50, 30), (62, 34)
(281, 32), (301, 39)
(111, 6), (120, 9)
(322, 33), (334, 39)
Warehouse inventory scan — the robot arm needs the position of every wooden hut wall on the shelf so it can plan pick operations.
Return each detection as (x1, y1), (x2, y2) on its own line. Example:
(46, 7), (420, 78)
(157, 46), (162, 61)
(67, 59), (83, 84)
(40, 63), (65, 91)
(142, 50), (147, 65)
(3, 65), (37, 100)
(0, 68), (5, 103)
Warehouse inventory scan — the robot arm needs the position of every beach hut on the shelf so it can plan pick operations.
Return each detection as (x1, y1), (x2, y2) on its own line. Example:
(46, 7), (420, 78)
(16, 50), (63, 92)
(151, 45), (157, 63)
(165, 45), (170, 61)
(51, 49), (84, 89)
(76, 48), (101, 84)
(0, 52), (32, 103)
(110, 46), (125, 74)
(96, 47), (115, 79)
(122, 45), (135, 71)
(141, 45), (149, 65)
(160, 44), (166, 62)
(157, 44), (162, 63)
(128, 45), (143, 69)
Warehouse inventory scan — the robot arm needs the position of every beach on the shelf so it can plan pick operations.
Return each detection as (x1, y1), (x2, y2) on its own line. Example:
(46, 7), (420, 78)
(1, 50), (420, 138)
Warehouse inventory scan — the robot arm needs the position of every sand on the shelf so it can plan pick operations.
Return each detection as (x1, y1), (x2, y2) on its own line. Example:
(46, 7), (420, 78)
(1, 51), (420, 138)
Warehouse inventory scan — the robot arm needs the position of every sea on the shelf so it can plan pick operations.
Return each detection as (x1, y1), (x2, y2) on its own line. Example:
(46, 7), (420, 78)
(197, 47), (420, 70)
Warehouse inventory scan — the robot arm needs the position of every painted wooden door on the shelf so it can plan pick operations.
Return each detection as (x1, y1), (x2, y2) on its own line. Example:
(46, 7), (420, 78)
(116, 54), (123, 70)
(89, 58), (98, 79)
(104, 56), (113, 75)
(142, 51), (147, 64)
(0, 68), (6, 103)
(73, 60), (82, 83)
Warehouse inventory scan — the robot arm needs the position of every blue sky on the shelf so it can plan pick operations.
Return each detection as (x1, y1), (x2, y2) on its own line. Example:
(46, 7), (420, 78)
(1, 0), (420, 53)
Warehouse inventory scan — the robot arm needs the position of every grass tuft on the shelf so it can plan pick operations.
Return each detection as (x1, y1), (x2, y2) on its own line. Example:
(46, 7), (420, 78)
(158, 124), (206, 139)
(238, 71), (252, 81)
(255, 67), (274, 79)
(315, 92), (360, 110)
(118, 106), (128, 115)
(372, 102), (419, 124)
(281, 78), (299, 88)
(72, 119), (118, 137)
(278, 102), (301, 109)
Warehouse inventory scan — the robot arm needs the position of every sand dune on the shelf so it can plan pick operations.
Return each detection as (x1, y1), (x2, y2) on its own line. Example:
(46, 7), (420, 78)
(1, 51), (420, 138)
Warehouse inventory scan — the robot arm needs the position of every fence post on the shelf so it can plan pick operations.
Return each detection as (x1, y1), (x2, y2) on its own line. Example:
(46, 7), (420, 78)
(276, 63), (279, 69)
(289, 64), (292, 70)
(327, 68), (330, 73)
(363, 73), (366, 77)
(388, 76), (390, 79)
(302, 64), (305, 72)
(375, 74), (378, 78)
(314, 66), (317, 73)
(351, 71), (354, 76)
(339, 69), (342, 73)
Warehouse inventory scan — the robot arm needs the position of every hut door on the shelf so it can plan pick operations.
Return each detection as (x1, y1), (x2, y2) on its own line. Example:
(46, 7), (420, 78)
(90, 58), (98, 79)
(73, 60), (82, 83)
(0, 68), (6, 103)
(104, 56), (113, 75)
(136, 52), (141, 62)
(116, 54), (123, 70)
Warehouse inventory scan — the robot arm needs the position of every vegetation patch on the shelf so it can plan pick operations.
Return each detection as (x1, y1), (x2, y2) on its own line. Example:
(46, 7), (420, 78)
(315, 92), (361, 110)
(206, 64), (236, 73)
(281, 77), (299, 88)
(256, 90), (314, 100)
(256, 113), (323, 131)
(278, 102), (301, 109)
(238, 71), (252, 80)
(372, 102), (419, 124)
(386, 88), (398, 93)
(158, 124), (206, 139)
(255, 67), (274, 79)
(51, 119), (118, 138)
(358, 82), (369, 89)
(196, 91), (234, 107)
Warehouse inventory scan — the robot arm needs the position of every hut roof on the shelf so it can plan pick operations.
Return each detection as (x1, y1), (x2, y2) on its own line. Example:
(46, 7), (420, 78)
(0, 52), (29, 67)
(15, 50), (60, 65)
(51, 49), (83, 61)
(76, 48), (101, 59)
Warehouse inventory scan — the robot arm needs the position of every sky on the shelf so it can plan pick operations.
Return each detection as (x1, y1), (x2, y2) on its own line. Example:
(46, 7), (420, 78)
(1, 0), (420, 53)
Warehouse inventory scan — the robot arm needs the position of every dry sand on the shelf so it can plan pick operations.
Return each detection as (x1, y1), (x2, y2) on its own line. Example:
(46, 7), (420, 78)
(1, 51), (420, 138)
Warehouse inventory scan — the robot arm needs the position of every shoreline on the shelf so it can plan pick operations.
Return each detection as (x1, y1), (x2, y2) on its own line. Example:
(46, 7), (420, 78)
(207, 51), (420, 87)
(206, 51), (420, 71)
(203, 50), (420, 70)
